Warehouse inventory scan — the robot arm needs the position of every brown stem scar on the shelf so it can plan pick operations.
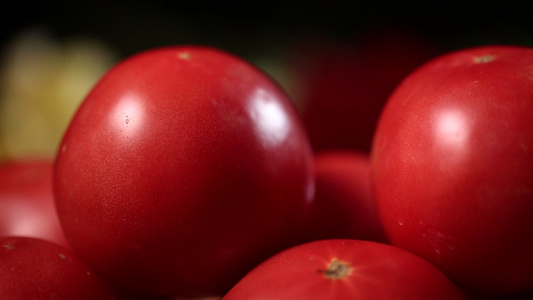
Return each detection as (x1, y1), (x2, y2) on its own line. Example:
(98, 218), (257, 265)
(317, 258), (352, 280)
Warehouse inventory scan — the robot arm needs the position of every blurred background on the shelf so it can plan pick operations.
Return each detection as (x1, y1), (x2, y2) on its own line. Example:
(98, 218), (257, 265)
(1, 0), (532, 160)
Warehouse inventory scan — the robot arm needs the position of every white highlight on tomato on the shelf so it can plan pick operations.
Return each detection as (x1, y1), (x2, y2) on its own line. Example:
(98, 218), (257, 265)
(248, 88), (290, 146)
(0, 200), (54, 240)
(433, 109), (470, 158)
(109, 94), (146, 139)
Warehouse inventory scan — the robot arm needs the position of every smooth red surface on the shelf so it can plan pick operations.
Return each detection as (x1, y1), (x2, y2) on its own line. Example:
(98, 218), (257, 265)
(54, 46), (314, 297)
(372, 45), (533, 294)
(308, 151), (386, 242)
(0, 236), (112, 299)
(0, 160), (68, 248)
(294, 29), (437, 153)
(222, 239), (466, 300)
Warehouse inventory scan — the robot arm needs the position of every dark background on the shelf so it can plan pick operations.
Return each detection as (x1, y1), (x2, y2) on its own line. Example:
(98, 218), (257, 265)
(2, 1), (533, 60)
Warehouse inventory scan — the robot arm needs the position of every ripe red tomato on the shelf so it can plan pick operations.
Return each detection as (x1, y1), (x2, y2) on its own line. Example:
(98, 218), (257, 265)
(110, 285), (175, 300)
(112, 285), (222, 300)
(292, 28), (437, 153)
(222, 239), (466, 300)
(307, 151), (386, 242)
(372, 45), (533, 294)
(54, 46), (314, 297)
(0, 236), (113, 299)
(0, 160), (68, 248)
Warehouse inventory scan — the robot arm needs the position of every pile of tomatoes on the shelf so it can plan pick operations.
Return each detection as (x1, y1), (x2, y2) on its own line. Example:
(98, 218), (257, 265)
(1, 43), (532, 300)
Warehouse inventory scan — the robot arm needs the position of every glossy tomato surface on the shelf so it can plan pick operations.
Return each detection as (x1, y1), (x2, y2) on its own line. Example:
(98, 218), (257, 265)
(222, 239), (465, 300)
(54, 46), (314, 297)
(0, 160), (68, 248)
(308, 151), (386, 242)
(0, 236), (112, 300)
(372, 45), (533, 294)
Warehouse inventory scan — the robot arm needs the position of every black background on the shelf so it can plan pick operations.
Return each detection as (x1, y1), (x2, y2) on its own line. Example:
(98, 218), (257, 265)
(1, 1), (533, 60)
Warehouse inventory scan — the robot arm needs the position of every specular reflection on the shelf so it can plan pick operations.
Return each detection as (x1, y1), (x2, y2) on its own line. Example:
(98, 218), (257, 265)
(248, 88), (290, 146)
(109, 93), (145, 138)
(433, 108), (470, 158)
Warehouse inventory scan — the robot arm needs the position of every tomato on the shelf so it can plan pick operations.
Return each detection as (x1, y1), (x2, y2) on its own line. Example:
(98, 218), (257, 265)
(112, 285), (223, 300)
(0, 160), (68, 248)
(371, 45), (533, 294)
(0, 236), (112, 299)
(292, 28), (437, 153)
(54, 46), (314, 297)
(174, 297), (222, 300)
(222, 239), (465, 300)
(307, 151), (386, 243)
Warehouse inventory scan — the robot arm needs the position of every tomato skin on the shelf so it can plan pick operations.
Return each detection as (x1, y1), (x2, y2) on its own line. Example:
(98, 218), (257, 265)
(0, 160), (68, 248)
(308, 151), (386, 242)
(222, 239), (465, 300)
(0, 236), (112, 300)
(372, 45), (533, 294)
(54, 46), (314, 296)
(293, 29), (437, 153)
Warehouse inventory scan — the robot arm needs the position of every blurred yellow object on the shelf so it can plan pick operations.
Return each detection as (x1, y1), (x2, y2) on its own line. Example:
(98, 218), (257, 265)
(0, 28), (117, 161)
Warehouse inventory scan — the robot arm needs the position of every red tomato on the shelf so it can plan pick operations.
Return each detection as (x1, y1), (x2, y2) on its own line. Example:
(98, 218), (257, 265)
(307, 151), (386, 242)
(372, 45), (533, 294)
(54, 46), (314, 297)
(0, 236), (112, 299)
(292, 28), (438, 153)
(174, 297), (222, 300)
(112, 285), (222, 300)
(110, 285), (175, 300)
(0, 160), (68, 248)
(222, 239), (466, 300)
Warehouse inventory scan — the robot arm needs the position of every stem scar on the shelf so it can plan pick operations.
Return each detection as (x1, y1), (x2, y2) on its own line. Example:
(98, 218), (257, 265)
(317, 258), (352, 280)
